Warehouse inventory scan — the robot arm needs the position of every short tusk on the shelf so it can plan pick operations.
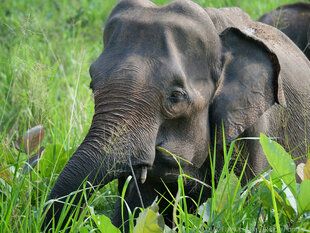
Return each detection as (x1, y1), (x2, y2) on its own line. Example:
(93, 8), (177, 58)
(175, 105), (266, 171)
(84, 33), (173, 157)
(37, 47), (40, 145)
(140, 166), (147, 184)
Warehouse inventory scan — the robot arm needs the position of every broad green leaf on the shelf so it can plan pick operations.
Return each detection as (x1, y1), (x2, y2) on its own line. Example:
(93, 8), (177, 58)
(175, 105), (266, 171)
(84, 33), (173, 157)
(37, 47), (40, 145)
(297, 180), (310, 214)
(259, 177), (296, 218)
(149, 199), (160, 213)
(260, 176), (285, 206)
(187, 214), (206, 230)
(269, 176), (281, 232)
(133, 202), (165, 233)
(215, 172), (240, 215)
(259, 133), (297, 197)
(270, 170), (282, 190)
(79, 226), (89, 233)
(258, 186), (279, 209)
(282, 183), (297, 215)
(304, 159), (310, 180)
(92, 214), (121, 233)
(198, 199), (212, 223)
(164, 225), (175, 233)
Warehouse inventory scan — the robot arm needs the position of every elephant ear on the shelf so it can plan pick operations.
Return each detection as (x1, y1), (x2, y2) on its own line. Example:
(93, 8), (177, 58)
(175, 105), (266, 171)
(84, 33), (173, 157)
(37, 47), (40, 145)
(210, 27), (286, 144)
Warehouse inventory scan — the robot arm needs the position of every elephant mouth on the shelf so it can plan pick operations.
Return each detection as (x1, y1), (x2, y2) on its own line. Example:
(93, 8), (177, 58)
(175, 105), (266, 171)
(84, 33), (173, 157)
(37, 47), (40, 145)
(154, 148), (180, 168)
(145, 146), (181, 183)
(128, 146), (181, 184)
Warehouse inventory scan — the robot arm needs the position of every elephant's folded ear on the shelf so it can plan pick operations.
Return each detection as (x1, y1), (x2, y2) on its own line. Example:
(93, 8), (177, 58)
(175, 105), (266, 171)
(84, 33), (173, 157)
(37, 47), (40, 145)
(210, 27), (286, 144)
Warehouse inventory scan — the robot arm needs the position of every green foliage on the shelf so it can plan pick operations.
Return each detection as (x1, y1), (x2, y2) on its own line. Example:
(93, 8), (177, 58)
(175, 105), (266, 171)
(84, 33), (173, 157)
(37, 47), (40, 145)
(259, 133), (310, 230)
(260, 133), (297, 197)
(215, 172), (240, 216)
(92, 212), (121, 233)
(36, 144), (74, 178)
(297, 180), (310, 214)
(160, 133), (310, 232)
(0, 144), (16, 164)
(133, 201), (165, 233)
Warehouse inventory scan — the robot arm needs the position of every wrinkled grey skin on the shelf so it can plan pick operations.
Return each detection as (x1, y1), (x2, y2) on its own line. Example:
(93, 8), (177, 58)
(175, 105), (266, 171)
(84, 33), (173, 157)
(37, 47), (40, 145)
(258, 2), (310, 60)
(43, 0), (310, 231)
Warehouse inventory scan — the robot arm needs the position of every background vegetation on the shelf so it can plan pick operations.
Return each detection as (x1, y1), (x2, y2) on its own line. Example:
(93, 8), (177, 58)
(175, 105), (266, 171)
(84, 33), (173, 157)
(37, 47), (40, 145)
(0, 0), (308, 232)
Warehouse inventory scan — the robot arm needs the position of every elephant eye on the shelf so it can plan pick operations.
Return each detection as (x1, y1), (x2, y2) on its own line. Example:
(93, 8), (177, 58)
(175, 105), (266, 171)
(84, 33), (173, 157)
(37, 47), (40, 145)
(164, 89), (190, 118)
(169, 90), (188, 104)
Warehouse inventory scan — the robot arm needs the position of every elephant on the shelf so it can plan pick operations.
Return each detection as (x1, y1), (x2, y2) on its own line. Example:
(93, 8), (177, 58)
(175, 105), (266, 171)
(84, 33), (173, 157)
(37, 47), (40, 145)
(43, 0), (310, 231)
(258, 2), (310, 60)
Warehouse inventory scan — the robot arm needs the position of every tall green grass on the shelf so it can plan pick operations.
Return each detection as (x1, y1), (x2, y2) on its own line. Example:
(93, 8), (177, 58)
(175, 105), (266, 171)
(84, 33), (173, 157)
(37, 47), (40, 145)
(0, 0), (307, 232)
(37, 133), (310, 232)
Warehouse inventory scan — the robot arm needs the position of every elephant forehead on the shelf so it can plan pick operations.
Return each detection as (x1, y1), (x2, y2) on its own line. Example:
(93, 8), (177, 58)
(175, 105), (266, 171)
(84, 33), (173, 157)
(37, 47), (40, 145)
(90, 0), (222, 91)
(104, 0), (219, 50)
(107, 12), (206, 36)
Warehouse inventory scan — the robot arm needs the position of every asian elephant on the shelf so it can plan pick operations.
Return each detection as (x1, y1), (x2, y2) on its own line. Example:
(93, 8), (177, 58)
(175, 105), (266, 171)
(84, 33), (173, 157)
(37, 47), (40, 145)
(43, 0), (310, 231)
(258, 2), (310, 60)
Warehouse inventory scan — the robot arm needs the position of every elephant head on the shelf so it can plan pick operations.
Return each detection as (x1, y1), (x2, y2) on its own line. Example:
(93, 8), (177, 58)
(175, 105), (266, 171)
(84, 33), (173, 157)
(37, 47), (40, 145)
(43, 0), (292, 230)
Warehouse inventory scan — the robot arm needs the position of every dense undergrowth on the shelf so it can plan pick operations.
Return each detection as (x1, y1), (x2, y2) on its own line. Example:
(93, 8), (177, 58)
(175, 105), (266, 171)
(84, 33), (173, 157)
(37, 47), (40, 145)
(0, 0), (309, 232)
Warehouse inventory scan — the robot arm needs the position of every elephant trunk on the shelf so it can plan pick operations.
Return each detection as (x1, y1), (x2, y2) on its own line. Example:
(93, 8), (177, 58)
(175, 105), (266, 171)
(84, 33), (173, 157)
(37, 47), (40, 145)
(42, 135), (127, 230)
(43, 94), (160, 230)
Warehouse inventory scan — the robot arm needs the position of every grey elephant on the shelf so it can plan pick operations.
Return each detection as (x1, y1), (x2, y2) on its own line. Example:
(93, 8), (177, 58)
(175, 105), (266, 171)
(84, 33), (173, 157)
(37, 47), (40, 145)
(258, 2), (310, 60)
(43, 0), (310, 231)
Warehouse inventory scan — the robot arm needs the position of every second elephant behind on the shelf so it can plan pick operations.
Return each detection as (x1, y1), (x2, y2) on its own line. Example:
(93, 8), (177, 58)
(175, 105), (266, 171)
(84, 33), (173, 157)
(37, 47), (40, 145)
(258, 2), (310, 60)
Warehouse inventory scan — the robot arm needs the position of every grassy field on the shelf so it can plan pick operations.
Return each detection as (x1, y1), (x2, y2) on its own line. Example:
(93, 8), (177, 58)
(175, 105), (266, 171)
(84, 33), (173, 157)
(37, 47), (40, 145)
(0, 0), (309, 232)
